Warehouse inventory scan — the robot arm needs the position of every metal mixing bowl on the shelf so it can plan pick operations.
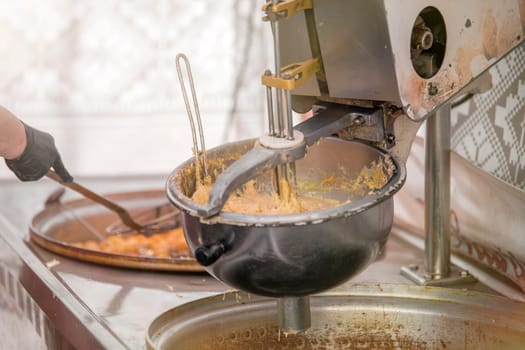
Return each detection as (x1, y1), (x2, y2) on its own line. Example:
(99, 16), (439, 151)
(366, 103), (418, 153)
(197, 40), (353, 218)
(166, 138), (405, 297)
(146, 285), (525, 350)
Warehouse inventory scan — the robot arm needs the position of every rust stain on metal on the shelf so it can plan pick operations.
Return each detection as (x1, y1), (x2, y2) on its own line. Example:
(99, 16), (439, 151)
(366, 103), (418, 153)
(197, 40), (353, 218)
(484, 7), (523, 59)
(401, 43), (485, 119)
(402, 74), (426, 114)
(186, 323), (438, 350)
(455, 46), (481, 85)
(520, 0), (525, 30)
(497, 10), (523, 55)
(403, 68), (458, 119)
(483, 10), (498, 59)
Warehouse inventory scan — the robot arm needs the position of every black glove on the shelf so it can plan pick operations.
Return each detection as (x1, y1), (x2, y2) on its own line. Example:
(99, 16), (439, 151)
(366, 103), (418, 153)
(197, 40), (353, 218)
(5, 123), (73, 182)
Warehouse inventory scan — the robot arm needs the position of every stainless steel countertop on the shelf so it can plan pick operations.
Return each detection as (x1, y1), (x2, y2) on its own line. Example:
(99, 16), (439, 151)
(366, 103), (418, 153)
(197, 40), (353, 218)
(0, 176), (506, 349)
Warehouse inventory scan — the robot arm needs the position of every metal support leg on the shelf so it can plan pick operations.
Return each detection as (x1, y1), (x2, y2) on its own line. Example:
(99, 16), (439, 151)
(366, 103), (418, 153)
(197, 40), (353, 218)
(425, 103), (451, 278)
(401, 104), (476, 286)
(277, 296), (311, 332)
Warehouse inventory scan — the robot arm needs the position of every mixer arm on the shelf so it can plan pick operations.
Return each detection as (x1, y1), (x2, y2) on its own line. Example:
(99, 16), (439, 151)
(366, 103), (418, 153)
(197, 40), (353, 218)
(198, 103), (384, 218)
(295, 102), (384, 145)
(198, 144), (306, 217)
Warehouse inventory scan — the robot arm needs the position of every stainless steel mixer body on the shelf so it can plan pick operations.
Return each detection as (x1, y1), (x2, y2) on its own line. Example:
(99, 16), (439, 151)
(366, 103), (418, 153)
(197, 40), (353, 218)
(270, 0), (524, 161)
(258, 0), (524, 287)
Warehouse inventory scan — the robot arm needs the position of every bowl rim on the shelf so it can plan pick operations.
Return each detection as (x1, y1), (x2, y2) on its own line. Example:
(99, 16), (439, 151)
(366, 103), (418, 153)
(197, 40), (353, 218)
(166, 138), (406, 226)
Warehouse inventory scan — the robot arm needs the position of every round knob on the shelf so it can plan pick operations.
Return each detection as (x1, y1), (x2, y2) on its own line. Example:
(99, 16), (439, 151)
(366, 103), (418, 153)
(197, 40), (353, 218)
(195, 242), (226, 266)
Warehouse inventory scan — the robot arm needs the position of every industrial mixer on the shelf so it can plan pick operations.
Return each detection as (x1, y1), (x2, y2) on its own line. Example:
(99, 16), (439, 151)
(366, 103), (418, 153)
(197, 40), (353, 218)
(166, 0), (525, 335)
(1, 2), (523, 349)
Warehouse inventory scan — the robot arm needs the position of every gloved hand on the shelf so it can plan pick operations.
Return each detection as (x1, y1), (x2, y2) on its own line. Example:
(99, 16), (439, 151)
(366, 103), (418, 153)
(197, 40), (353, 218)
(5, 123), (73, 182)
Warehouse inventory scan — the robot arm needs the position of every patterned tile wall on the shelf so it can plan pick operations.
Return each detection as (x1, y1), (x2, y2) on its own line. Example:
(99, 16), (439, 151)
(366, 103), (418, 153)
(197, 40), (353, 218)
(451, 42), (525, 190)
(0, 1), (271, 178)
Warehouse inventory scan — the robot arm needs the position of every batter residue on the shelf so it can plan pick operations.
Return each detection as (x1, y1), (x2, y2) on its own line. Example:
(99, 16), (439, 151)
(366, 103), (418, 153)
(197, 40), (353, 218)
(191, 157), (393, 215)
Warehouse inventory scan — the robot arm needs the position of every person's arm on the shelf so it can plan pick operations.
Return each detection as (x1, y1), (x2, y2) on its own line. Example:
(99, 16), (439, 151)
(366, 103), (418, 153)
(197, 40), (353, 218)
(0, 106), (27, 159)
(0, 106), (73, 182)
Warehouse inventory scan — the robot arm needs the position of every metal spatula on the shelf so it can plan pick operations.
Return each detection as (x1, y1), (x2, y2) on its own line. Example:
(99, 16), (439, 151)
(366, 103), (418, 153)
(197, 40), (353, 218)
(46, 170), (176, 235)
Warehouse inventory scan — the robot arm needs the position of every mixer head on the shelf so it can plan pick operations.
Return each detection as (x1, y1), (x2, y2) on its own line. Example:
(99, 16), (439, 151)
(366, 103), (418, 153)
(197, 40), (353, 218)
(269, 0), (523, 118)
(262, 0), (524, 162)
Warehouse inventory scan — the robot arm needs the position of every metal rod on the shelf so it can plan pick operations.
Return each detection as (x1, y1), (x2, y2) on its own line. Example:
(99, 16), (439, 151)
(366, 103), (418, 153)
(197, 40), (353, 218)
(269, 4), (285, 138)
(285, 89), (294, 140)
(268, 1), (288, 200)
(277, 296), (311, 332)
(271, 0), (281, 74)
(264, 70), (276, 136)
(276, 90), (284, 137)
(175, 53), (208, 177)
(274, 86), (285, 138)
(273, 167), (281, 196)
(287, 160), (297, 188)
(267, 87), (275, 136)
(424, 104), (451, 279)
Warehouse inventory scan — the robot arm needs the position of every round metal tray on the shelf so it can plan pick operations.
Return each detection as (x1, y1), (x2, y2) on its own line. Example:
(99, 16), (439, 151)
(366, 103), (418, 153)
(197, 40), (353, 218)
(30, 189), (204, 272)
(147, 284), (525, 349)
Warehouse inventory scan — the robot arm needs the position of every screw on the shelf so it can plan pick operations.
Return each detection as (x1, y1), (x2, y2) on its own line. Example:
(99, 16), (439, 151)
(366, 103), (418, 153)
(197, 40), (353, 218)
(386, 133), (396, 146)
(353, 114), (364, 125)
(428, 83), (438, 96)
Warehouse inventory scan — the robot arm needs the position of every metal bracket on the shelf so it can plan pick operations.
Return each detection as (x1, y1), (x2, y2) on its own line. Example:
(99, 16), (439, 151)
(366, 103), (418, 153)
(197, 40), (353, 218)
(401, 263), (477, 287)
(261, 57), (320, 90)
(262, 0), (313, 20)
(335, 107), (389, 145)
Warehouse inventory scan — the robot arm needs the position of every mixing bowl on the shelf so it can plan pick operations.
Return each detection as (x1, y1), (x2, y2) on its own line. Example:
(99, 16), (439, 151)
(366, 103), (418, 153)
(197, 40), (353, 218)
(166, 137), (405, 297)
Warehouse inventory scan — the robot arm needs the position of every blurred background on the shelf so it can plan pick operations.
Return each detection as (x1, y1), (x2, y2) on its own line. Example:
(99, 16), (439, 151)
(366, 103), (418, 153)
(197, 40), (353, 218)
(0, 0), (271, 179)
(1, 1), (523, 186)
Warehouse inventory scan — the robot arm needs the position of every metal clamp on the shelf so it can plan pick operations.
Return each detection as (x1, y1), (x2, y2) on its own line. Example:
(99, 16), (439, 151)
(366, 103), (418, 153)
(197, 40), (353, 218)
(261, 57), (320, 90)
(262, 0), (313, 20)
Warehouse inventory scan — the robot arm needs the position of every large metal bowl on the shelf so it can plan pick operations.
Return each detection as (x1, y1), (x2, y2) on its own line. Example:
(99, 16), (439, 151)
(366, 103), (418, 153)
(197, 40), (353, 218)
(146, 284), (525, 350)
(166, 138), (405, 297)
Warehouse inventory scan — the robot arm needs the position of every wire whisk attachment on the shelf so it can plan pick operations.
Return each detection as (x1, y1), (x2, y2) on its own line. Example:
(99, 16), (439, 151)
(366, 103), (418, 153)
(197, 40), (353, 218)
(176, 53), (208, 179)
